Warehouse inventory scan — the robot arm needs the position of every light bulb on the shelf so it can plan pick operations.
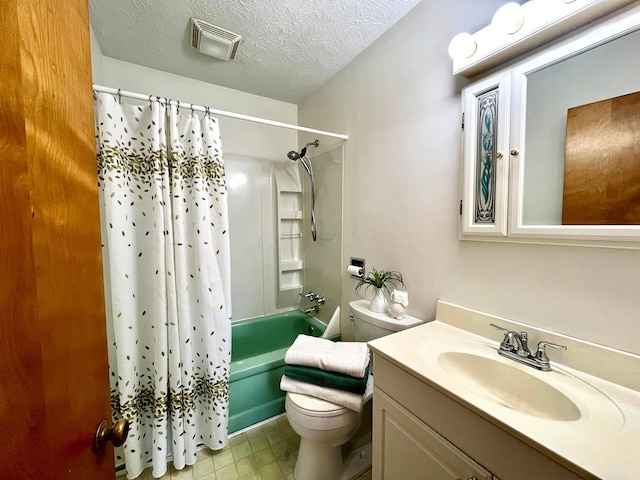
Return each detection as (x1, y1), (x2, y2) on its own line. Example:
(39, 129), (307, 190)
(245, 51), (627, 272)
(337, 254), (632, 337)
(448, 32), (477, 60)
(492, 2), (525, 34)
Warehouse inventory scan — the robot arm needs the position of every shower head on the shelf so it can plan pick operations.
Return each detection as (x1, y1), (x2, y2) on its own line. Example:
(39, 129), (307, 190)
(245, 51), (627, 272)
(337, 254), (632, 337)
(286, 140), (319, 162)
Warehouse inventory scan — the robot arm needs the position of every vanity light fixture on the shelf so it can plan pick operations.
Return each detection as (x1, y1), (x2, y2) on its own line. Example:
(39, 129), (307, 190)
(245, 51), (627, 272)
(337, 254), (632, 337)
(491, 2), (525, 34)
(447, 32), (477, 59)
(447, 0), (635, 75)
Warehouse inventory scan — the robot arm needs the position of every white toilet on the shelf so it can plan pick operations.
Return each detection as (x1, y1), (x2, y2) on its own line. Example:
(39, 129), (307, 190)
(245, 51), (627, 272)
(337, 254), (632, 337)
(285, 299), (423, 480)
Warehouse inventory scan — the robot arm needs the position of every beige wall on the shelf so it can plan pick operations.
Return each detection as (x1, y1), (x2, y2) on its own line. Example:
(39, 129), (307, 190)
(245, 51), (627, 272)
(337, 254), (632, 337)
(299, 0), (640, 354)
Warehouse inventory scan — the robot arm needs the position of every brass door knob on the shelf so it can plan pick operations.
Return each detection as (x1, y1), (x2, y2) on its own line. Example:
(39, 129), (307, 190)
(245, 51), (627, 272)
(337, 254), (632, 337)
(94, 418), (130, 453)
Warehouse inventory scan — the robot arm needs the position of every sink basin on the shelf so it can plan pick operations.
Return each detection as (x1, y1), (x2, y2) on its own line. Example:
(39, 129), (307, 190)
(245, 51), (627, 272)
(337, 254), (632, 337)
(438, 351), (581, 421)
(419, 337), (625, 431)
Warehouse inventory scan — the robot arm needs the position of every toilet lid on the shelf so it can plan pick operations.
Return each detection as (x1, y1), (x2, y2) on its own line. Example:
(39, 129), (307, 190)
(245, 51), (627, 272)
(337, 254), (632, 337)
(287, 392), (350, 417)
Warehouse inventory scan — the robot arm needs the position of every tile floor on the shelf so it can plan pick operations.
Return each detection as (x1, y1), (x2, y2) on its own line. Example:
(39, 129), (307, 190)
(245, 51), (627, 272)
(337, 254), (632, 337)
(119, 415), (373, 480)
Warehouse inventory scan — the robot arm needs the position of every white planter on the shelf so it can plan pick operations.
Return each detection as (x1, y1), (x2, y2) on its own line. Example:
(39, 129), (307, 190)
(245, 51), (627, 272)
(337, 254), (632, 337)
(368, 289), (389, 313)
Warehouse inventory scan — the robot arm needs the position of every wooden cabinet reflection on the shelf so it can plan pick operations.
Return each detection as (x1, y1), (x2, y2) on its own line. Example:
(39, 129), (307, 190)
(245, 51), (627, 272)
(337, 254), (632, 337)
(563, 90), (640, 225)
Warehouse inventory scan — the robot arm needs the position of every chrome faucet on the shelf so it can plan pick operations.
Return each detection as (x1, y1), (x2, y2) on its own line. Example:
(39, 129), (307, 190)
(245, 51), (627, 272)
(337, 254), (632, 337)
(301, 291), (316, 301)
(490, 323), (566, 372)
(300, 291), (324, 315)
(300, 291), (325, 304)
(313, 294), (325, 305)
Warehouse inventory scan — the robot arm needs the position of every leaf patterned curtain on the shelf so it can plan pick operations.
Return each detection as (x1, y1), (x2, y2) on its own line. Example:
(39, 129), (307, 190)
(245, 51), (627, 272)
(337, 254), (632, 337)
(95, 92), (231, 479)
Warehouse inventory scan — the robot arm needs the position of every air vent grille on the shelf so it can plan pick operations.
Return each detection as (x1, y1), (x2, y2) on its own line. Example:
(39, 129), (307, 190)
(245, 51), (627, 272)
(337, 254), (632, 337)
(190, 18), (242, 61)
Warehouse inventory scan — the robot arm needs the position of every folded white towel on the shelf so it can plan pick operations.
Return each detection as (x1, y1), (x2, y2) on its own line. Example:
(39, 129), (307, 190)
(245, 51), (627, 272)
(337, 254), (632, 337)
(280, 375), (372, 412)
(284, 334), (370, 378)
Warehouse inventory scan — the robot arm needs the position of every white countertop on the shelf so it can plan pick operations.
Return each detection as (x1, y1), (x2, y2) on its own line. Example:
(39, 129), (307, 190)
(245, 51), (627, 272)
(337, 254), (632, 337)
(368, 302), (640, 480)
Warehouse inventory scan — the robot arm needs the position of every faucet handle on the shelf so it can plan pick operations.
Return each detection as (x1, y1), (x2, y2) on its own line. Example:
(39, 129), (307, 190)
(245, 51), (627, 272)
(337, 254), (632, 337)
(300, 291), (315, 300)
(490, 323), (510, 334)
(534, 341), (567, 365)
(490, 323), (518, 351)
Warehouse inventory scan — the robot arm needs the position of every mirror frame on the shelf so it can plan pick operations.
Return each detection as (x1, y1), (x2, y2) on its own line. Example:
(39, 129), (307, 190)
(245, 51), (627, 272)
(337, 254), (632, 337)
(507, 5), (640, 247)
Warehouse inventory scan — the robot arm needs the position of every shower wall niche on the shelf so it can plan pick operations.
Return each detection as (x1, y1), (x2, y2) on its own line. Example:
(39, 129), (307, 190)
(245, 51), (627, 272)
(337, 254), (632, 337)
(274, 165), (305, 307)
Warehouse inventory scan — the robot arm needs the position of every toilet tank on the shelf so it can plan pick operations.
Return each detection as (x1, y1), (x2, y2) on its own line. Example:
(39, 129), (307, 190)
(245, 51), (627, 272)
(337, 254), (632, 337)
(349, 299), (423, 342)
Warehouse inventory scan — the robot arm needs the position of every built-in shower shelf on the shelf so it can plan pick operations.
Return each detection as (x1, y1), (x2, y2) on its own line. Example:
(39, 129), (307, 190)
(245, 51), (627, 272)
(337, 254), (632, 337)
(279, 209), (303, 220)
(274, 164), (304, 308)
(280, 233), (302, 240)
(280, 284), (303, 292)
(281, 261), (303, 272)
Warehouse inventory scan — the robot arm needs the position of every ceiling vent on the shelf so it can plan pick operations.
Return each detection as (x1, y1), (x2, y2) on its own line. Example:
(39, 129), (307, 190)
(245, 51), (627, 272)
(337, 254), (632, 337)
(190, 18), (242, 61)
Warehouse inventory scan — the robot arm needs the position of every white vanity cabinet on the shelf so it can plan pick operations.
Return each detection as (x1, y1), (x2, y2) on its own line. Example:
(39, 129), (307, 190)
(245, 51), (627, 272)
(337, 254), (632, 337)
(374, 387), (492, 480)
(371, 354), (586, 480)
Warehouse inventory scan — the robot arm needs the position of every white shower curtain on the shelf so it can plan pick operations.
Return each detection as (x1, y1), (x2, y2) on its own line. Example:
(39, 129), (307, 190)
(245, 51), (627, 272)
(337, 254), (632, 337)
(95, 92), (232, 479)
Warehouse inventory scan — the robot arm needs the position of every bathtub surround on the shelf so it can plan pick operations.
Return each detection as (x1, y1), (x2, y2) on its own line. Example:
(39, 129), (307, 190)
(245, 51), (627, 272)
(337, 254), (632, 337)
(96, 93), (232, 479)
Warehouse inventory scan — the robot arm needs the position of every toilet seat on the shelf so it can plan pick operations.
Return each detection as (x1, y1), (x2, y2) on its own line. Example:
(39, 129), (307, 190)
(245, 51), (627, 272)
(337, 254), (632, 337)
(287, 392), (350, 417)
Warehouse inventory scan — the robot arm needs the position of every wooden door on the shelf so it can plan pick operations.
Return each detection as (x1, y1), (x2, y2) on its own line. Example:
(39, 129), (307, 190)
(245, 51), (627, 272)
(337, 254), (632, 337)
(0, 0), (115, 478)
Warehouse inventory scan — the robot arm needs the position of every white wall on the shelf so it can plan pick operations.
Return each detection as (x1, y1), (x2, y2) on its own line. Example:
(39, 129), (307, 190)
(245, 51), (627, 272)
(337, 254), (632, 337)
(94, 55), (299, 320)
(299, 0), (640, 354)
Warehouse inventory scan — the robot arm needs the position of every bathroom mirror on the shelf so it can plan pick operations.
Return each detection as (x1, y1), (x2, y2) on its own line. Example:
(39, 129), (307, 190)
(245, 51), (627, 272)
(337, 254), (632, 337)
(520, 28), (640, 226)
(506, 7), (640, 244)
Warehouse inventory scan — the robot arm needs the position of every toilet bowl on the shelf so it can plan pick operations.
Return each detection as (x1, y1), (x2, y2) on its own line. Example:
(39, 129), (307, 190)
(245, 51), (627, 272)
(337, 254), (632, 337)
(286, 385), (373, 480)
(284, 299), (423, 480)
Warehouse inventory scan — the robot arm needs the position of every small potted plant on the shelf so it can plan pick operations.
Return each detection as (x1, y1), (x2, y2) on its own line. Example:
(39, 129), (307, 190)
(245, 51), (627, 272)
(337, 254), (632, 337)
(355, 267), (405, 313)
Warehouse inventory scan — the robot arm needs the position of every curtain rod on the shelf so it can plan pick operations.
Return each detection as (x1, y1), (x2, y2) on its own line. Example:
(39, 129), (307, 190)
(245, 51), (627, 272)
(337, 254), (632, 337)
(92, 84), (349, 141)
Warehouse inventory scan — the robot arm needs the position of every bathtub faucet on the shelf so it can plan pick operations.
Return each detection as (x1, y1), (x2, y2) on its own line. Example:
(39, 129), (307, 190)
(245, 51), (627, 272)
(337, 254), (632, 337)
(304, 306), (319, 315)
(301, 291), (326, 305)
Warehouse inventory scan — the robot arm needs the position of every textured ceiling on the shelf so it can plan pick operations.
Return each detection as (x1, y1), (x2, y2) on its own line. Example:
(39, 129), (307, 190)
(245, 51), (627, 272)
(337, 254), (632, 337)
(89, 0), (423, 104)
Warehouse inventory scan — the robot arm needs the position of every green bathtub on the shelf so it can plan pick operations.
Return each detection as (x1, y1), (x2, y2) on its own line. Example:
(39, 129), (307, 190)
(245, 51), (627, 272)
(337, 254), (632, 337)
(229, 309), (339, 433)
